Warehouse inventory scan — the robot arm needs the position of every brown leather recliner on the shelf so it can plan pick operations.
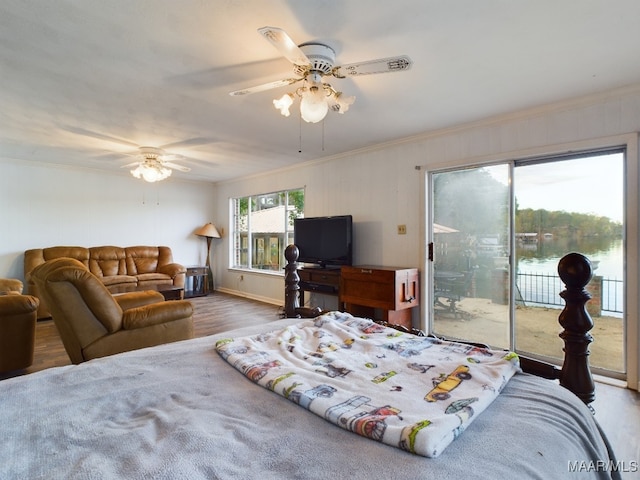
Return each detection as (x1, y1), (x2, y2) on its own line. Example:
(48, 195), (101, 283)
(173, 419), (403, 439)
(30, 258), (194, 364)
(0, 279), (39, 373)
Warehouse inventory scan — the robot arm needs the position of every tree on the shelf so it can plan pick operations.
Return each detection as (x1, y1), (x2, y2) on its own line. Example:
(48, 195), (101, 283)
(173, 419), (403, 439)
(515, 208), (622, 237)
(434, 168), (509, 235)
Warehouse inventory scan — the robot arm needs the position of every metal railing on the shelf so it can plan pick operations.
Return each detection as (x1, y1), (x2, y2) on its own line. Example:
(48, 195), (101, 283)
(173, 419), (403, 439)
(516, 272), (623, 314)
(601, 277), (623, 313)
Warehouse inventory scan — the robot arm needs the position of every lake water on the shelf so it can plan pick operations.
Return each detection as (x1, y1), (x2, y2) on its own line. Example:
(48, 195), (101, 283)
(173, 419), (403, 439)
(517, 237), (623, 315)
(517, 237), (623, 279)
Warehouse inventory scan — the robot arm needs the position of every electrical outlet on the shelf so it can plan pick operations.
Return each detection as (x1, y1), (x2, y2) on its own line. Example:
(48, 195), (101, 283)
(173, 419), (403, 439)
(397, 224), (407, 235)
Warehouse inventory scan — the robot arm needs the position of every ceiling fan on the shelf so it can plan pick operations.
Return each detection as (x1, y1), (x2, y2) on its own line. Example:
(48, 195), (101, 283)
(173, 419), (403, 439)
(121, 146), (191, 183)
(229, 27), (412, 123)
(61, 126), (219, 182)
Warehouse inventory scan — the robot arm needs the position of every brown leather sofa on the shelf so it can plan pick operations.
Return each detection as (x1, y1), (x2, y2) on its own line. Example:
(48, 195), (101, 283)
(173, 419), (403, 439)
(30, 258), (194, 364)
(0, 278), (38, 374)
(25, 245), (186, 319)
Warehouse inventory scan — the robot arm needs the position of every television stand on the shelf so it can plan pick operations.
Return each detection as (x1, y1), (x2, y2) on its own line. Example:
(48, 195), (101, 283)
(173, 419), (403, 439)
(296, 265), (420, 330)
(297, 266), (341, 306)
(283, 247), (419, 330)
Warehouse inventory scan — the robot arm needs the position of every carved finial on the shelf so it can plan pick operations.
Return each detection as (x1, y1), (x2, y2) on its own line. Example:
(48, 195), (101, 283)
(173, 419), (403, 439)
(284, 244), (300, 318)
(285, 244), (299, 263)
(558, 252), (593, 289)
(557, 252), (595, 406)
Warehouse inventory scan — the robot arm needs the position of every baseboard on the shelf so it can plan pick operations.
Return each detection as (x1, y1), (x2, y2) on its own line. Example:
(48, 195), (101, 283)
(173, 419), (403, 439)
(215, 287), (282, 307)
(594, 374), (628, 389)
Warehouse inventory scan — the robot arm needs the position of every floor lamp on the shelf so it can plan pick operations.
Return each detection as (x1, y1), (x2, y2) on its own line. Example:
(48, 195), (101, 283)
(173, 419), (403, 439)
(195, 222), (221, 294)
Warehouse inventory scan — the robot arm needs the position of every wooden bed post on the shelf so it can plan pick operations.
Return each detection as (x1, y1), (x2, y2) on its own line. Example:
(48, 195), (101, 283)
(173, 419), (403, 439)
(557, 252), (596, 406)
(284, 244), (301, 318)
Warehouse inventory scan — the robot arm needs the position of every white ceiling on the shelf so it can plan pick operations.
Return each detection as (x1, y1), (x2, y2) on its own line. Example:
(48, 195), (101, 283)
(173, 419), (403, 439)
(2, 0), (640, 183)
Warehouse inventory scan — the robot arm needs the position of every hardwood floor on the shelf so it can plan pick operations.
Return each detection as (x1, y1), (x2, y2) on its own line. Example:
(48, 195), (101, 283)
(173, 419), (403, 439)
(1, 292), (284, 379)
(2, 292), (638, 474)
(592, 380), (640, 475)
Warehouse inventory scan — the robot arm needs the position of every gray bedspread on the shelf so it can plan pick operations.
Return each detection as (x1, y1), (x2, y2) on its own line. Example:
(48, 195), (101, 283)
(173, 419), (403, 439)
(1, 318), (619, 479)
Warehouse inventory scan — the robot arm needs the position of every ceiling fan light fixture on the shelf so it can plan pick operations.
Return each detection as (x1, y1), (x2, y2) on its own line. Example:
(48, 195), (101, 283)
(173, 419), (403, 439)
(131, 161), (172, 183)
(273, 93), (294, 117)
(299, 85), (329, 123)
(329, 91), (356, 114)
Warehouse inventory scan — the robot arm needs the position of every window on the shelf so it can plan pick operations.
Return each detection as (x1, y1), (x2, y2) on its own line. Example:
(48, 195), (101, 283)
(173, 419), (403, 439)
(231, 188), (304, 272)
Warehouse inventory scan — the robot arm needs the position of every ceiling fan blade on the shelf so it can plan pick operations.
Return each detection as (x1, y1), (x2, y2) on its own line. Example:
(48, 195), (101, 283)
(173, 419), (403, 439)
(117, 150), (141, 158)
(163, 162), (191, 172)
(158, 153), (183, 162)
(160, 137), (218, 150)
(120, 162), (140, 168)
(258, 26), (311, 66)
(333, 55), (413, 77)
(91, 151), (128, 162)
(178, 156), (217, 168)
(229, 77), (302, 96)
(60, 125), (140, 148)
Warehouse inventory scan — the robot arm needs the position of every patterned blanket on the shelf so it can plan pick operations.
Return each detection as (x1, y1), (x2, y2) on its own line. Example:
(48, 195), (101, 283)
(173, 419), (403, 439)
(216, 312), (520, 458)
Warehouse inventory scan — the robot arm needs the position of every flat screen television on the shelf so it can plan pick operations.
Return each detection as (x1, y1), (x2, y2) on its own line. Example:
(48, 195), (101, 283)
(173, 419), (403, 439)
(293, 215), (353, 268)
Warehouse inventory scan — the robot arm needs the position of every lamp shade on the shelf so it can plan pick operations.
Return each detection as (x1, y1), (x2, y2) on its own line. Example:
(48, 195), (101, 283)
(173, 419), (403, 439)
(131, 163), (172, 182)
(273, 93), (294, 117)
(195, 223), (221, 238)
(300, 85), (329, 123)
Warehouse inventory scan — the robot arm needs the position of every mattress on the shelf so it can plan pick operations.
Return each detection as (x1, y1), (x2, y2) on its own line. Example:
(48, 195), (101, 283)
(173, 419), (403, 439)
(0, 317), (619, 479)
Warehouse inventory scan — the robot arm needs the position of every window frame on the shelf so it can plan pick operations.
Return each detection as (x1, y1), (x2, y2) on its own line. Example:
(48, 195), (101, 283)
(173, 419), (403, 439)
(230, 187), (304, 274)
(421, 133), (638, 389)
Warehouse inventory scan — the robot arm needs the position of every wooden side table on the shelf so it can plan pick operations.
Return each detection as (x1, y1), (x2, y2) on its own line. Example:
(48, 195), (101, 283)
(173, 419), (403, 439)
(184, 266), (209, 298)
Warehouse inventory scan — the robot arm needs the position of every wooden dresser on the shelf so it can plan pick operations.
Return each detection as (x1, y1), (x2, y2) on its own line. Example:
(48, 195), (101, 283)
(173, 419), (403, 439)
(340, 266), (419, 329)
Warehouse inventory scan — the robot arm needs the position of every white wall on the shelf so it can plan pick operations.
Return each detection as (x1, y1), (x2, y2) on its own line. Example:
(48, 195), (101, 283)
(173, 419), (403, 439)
(213, 148), (423, 309)
(0, 161), (217, 281)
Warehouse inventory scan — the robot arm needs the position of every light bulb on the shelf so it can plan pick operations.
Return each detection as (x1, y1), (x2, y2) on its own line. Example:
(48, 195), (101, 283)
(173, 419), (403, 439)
(299, 85), (328, 123)
(335, 93), (355, 114)
(131, 163), (171, 183)
(327, 91), (356, 114)
(273, 93), (294, 117)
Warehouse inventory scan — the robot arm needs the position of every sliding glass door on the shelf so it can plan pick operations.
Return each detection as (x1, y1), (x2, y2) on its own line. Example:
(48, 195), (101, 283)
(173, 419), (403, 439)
(512, 153), (624, 374)
(429, 150), (625, 377)
(431, 164), (511, 349)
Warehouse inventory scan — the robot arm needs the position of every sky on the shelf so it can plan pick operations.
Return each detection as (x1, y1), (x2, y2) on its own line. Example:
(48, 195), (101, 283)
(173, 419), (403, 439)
(489, 153), (624, 223)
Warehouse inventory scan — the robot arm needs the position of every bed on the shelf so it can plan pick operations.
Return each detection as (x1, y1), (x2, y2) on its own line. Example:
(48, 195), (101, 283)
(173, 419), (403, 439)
(0, 253), (620, 479)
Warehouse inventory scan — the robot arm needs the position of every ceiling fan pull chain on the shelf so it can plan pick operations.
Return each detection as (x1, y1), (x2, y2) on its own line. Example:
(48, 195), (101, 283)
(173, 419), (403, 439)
(298, 112), (303, 154)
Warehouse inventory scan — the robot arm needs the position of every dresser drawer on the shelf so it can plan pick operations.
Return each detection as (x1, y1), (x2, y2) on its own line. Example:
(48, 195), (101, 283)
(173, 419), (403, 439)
(298, 268), (341, 287)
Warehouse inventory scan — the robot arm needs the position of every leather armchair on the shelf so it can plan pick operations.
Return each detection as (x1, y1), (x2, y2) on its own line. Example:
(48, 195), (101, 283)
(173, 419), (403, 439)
(0, 278), (24, 294)
(30, 258), (194, 364)
(0, 279), (38, 373)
